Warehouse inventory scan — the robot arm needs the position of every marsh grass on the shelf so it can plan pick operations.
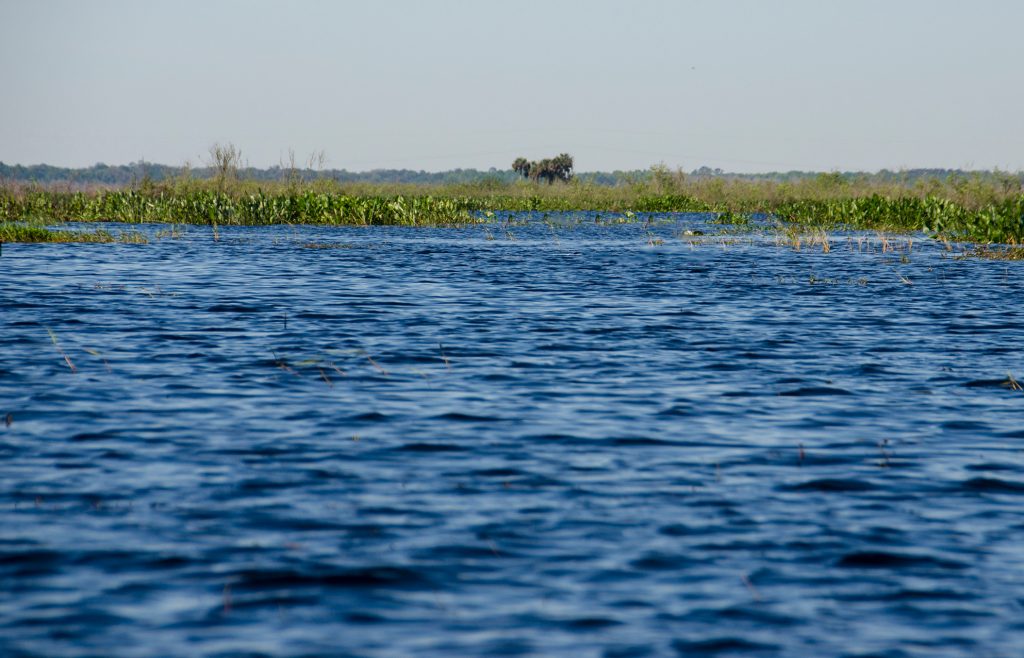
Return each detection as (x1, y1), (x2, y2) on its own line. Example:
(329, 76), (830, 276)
(2, 169), (1022, 246)
(154, 224), (186, 239)
(957, 245), (1024, 261)
(0, 220), (148, 244)
(772, 195), (1024, 244)
(46, 328), (76, 373)
(1, 186), (479, 227)
(301, 242), (353, 249)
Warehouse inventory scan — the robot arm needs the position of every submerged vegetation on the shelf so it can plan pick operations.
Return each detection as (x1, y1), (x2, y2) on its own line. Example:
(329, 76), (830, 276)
(1, 161), (1022, 245)
(0, 220), (147, 244)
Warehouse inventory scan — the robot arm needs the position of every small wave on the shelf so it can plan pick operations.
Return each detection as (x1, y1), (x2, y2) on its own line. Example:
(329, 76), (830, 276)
(782, 478), (876, 493)
(225, 592), (320, 611)
(671, 637), (779, 655)
(942, 420), (991, 431)
(71, 431), (119, 442)
(884, 588), (975, 602)
(350, 411), (389, 422)
(480, 372), (517, 382)
(779, 386), (853, 396)
(154, 333), (210, 343)
(836, 551), (966, 570)
(432, 412), (504, 422)
(395, 442), (467, 452)
(603, 645), (652, 658)
(473, 468), (528, 477)
(677, 605), (799, 627)
(294, 312), (342, 320)
(15, 609), (128, 630)
(240, 515), (351, 532)
(206, 304), (264, 313)
(99, 450), (132, 460)
(414, 544), (507, 560)
(853, 363), (892, 375)
(563, 616), (621, 630)
(357, 506), (442, 519)
(237, 478), (304, 492)
(963, 378), (1013, 389)
(523, 433), (591, 444)
(964, 463), (1017, 472)
(611, 437), (677, 446)
(721, 390), (759, 398)
(0, 549), (62, 577)
(658, 524), (692, 537)
(233, 565), (428, 590)
(961, 477), (1024, 494)
(631, 552), (697, 571)
(340, 524), (389, 538)
(706, 362), (744, 371)
(656, 404), (694, 417)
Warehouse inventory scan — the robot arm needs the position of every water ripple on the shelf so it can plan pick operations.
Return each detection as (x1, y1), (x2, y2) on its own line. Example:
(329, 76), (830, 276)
(2, 218), (1023, 656)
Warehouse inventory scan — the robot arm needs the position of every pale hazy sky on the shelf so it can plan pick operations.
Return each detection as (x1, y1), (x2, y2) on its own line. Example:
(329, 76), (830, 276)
(2, 0), (1022, 172)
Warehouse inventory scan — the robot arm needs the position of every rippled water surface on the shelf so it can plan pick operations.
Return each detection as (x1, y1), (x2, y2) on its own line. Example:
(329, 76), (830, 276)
(3, 215), (1024, 657)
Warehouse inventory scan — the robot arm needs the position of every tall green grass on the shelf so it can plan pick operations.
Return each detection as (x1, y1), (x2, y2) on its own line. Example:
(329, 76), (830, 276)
(2, 172), (1022, 242)
(0, 220), (147, 244)
(773, 195), (1024, 244)
(0, 188), (477, 227)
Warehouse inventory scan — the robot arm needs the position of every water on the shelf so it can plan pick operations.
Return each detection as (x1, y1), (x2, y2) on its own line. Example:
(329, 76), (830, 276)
(2, 214), (1024, 657)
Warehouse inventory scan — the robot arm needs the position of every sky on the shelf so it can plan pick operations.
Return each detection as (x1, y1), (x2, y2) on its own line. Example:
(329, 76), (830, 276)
(1, 0), (1022, 173)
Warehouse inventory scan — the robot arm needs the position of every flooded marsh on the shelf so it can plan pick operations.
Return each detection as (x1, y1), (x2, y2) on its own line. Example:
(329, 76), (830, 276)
(2, 214), (1024, 657)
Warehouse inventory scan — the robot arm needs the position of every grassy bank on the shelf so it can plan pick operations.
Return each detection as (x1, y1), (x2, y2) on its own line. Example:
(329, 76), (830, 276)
(0, 187), (479, 228)
(1, 171), (1022, 243)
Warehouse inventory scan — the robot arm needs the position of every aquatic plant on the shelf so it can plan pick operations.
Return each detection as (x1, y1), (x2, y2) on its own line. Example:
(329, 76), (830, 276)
(0, 189), (478, 227)
(957, 245), (1024, 261)
(2, 170), (1022, 243)
(45, 328), (76, 372)
(707, 209), (752, 225)
(772, 195), (1024, 244)
(0, 220), (148, 244)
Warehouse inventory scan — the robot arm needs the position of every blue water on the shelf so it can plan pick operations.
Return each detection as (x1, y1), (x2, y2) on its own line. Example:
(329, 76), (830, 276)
(3, 215), (1024, 657)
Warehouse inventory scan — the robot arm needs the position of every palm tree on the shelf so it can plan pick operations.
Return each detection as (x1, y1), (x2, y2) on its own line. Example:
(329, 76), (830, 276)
(511, 154), (574, 184)
(512, 157), (531, 179)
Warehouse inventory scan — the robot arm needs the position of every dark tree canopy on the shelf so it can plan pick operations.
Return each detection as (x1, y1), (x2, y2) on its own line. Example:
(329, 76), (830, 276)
(512, 157), (531, 179)
(512, 153), (574, 184)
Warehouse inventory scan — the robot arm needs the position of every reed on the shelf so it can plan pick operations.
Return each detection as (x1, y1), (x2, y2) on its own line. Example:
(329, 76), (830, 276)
(2, 170), (1022, 243)
(0, 220), (148, 244)
(46, 328), (76, 373)
(0, 188), (478, 227)
(958, 245), (1024, 260)
(772, 195), (1024, 244)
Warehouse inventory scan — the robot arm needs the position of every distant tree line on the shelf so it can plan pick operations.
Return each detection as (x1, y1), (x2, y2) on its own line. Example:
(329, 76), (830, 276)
(0, 162), (527, 187)
(0, 160), (1019, 188)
